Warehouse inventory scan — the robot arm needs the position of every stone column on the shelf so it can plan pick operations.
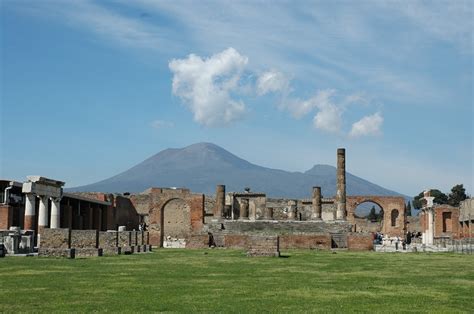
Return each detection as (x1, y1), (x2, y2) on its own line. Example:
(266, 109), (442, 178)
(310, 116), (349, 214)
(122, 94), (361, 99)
(311, 186), (322, 220)
(38, 196), (49, 229)
(336, 148), (346, 220)
(50, 198), (61, 229)
(288, 200), (297, 220)
(427, 208), (434, 245)
(214, 185), (225, 219)
(24, 193), (36, 230)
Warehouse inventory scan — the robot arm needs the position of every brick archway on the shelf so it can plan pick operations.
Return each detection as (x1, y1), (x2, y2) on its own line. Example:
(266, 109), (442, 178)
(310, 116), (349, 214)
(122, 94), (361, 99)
(146, 188), (205, 247)
(347, 196), (406, 237)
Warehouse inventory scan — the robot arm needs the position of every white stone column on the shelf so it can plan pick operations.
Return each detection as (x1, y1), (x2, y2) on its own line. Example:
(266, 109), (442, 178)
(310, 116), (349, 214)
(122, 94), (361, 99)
(50, 198), (61, 229)
(24, 193), (36, 230)
(427, 209), (434, 245)
(38, 196), (49, 228)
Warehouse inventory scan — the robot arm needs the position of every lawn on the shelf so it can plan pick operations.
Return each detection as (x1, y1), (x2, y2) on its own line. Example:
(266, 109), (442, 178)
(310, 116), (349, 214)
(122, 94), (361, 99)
(1, 249), (473, 313)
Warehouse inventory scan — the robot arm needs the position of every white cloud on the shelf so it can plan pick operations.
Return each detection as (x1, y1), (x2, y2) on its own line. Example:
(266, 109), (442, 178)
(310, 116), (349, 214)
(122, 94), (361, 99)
(311, 90), (343, 133)
(151, 120), (174, 129)
(256, 70), (290, 95)
(169, 48), (248, 127)
(349, 112), (383, 137)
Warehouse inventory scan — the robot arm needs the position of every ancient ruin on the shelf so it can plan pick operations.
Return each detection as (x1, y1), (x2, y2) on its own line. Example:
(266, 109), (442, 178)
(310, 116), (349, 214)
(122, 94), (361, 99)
(1, 148), (472, 257)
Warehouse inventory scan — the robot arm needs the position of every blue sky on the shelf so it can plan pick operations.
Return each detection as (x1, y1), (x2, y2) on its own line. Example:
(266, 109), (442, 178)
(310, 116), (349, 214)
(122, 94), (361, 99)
(1, 0), (472, 196)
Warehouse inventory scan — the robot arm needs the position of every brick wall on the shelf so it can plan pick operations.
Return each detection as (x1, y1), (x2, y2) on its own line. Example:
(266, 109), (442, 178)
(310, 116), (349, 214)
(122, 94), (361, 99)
(247, 235), (279, 257)
(347, 233), (374, 251)
(279, 234), (331, 250)
(433, 206), (460, 239)
(186, 234), (210, 249)
(0, 205), (13, 230)
(224, 234), (249, 249)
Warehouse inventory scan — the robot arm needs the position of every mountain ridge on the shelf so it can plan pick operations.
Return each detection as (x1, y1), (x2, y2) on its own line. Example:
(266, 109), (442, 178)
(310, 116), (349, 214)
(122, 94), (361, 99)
(69, 142), (407, 200)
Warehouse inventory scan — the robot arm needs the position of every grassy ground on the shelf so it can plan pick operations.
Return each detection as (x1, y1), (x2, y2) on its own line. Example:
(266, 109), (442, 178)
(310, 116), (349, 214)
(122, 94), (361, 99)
(1, 249), (473, 313)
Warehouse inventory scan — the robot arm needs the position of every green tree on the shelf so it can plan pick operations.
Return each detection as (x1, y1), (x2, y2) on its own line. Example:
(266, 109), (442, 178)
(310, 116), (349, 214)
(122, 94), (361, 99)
(448, 184), (467, 207)
(368, 206), (378, 222)
(412, 189), (448, 209)
(406, 201), (412, 216)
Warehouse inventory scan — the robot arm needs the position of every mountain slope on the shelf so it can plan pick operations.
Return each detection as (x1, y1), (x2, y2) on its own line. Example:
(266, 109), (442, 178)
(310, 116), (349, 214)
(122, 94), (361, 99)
(69, 142), (406, 199)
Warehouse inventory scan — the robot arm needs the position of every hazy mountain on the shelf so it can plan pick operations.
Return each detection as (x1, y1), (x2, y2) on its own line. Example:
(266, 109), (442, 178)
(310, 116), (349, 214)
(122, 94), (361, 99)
(69, 142), (407, 200)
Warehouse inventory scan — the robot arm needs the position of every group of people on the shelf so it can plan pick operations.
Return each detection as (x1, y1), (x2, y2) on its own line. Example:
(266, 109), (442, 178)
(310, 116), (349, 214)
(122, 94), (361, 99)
(373, 231), (418, 250)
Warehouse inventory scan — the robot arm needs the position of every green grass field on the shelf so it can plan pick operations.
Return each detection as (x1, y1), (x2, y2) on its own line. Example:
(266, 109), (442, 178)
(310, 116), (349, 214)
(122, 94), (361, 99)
(1, 249), (473, 313)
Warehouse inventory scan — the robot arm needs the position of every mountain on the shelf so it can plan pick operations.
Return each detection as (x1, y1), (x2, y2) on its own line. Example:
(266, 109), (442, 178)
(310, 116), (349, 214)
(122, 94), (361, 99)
(69, 142), (407, 199)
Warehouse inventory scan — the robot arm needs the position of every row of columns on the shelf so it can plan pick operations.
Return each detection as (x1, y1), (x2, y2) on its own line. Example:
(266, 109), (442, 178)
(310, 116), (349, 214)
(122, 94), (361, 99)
(213, 148), (346, 221)
(24, 193), (62, 230)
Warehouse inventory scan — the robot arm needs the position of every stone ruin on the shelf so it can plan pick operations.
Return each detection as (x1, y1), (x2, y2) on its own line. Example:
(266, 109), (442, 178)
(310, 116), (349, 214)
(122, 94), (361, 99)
(0, 148), (412, 257)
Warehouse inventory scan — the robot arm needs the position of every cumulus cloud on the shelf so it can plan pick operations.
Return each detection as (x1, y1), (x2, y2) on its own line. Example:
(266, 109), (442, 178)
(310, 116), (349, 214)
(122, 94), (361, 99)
(310, 90), (342, 133)
(169, 48), (248, 127)
(256, 70), (290, 95)
(349, 112), (383, 137)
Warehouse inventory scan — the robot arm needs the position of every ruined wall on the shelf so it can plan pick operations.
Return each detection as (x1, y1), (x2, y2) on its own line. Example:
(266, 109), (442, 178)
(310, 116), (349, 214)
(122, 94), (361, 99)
(347, 233), (374, 251)
(347, 196), (406, 236)
(433, 205), (459, 239)
(0, 205), (13, 230)
(114, 196), (140, 230)
(352, 218), (382, 233)
(279, 234), (331, 250)
(162, 199), (191, 239)
(147, 188), (205, 246)
(215, 220), (352, 235)
(71, 230), (98, 248)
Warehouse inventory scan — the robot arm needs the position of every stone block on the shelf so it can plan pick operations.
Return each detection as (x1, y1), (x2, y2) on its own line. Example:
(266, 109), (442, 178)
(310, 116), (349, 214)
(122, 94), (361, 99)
(99, 231), (117, 249)
(75, 248), (103, 257)
(247, 235), (280, 257)
(102, 247), (121, 255)
(118, 231), (132, 247)
(40, 228), (70, 249)
(39, 248), (75, 258)
(71, 230), (98, 248)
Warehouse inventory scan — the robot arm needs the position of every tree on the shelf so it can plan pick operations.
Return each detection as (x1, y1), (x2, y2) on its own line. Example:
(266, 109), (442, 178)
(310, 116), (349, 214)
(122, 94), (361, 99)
(412, 189), (448, 209)
(406, 201), (412, 216)
(448, 184), (467, 207)
(368, 206), (378, 222)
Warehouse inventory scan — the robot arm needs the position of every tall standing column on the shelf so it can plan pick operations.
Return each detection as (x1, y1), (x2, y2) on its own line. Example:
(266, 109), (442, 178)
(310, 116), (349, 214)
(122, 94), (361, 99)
(311, 187), (322, 220)
(24, 193), (36, 230)
(427, 208), (434, 245)
(288, 200), (297, 220)
(336, 148), (346, 220)
(214, 185), (225, 219)
(38, 196), (49, 229)
(50, 198), (61, 229)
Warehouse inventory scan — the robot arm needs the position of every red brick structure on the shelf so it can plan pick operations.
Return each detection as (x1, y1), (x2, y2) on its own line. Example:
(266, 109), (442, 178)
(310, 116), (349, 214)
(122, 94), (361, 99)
(145, 188), (205, 247)
(420, 205), (460, 240)
(346, 196), (406, 236)
(347, 233), (374, 251)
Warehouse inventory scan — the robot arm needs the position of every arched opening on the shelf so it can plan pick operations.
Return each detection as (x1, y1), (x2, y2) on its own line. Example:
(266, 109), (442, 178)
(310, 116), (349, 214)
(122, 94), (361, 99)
(353, 201), (384, 233)
(161, 198), (191, 248)
(391, 209), (399, 227)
